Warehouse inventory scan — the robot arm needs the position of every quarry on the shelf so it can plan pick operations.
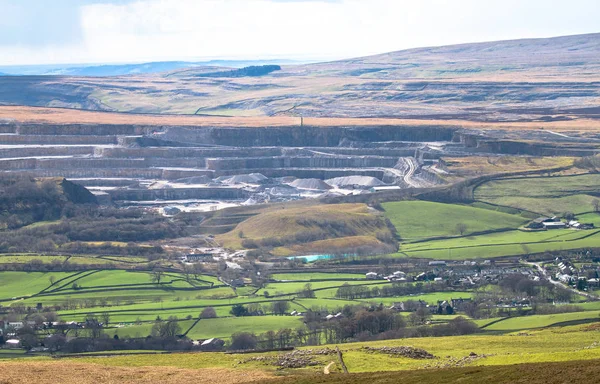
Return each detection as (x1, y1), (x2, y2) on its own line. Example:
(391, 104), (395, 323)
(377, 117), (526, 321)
(1, 112), (599, 214)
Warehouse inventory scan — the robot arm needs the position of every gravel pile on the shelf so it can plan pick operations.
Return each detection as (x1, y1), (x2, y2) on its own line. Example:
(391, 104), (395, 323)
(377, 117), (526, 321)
(289, 178), (333, 190)
(361, 346), (435, 359)
(239, 348), (338, 369)
(325, 175), (385, 188)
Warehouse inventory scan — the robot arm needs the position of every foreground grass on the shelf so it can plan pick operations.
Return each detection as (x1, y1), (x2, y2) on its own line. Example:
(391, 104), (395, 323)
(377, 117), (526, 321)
(262, 359), (600, 384)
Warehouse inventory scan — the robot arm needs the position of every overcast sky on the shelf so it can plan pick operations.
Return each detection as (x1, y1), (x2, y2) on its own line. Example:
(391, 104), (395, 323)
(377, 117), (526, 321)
(1, 0), (599, 66)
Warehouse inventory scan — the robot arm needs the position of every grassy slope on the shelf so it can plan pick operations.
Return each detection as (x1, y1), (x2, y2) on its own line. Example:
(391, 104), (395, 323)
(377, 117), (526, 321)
(217, 203), (389, 252)
(396, 228), (600, 259)
(475, 174), (600, 215)
(383, 201), (527, 242)
(0, 271), (77, 300)
(263, 359), (600, 384)
(45, 324), (600, 375)
(484, 310), (600, 331)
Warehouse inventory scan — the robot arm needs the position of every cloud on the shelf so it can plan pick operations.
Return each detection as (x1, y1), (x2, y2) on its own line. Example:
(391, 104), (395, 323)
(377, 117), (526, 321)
(0, 0), (599, 65)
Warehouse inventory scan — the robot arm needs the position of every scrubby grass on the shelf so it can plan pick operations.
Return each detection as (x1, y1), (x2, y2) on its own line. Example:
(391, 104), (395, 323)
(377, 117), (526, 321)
(383, 201), (527, 241)
(0, 255), (68, 264)
(217, 203), (390, 251)
(43, 324), (600, 378)
(264, 359), (600, 384)
(272, 235), (388, 257)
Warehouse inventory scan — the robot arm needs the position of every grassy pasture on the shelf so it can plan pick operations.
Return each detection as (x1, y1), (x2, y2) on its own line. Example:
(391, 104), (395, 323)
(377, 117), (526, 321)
(272, 272), (367, 281)
(383, 201), (527, 242)
(474, 174), (600, 215)
(256, 280), (388, 297)
(0, 271), (77, 300)
(186, 316), (305, 339)
(483, 310), (600, 331)
(395, 228), (600, 259)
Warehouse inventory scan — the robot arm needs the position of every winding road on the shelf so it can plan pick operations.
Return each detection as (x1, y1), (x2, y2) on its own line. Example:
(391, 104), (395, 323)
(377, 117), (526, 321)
(523, 260), (598, 300)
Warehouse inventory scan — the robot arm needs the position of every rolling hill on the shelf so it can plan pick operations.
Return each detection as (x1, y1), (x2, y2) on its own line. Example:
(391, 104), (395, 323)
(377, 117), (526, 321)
(0, 33), (598, 120)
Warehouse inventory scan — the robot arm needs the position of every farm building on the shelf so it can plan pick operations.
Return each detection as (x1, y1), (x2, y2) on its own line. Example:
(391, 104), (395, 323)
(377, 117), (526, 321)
(200, 338), (225, 351)
(365, 272), (379, 280)
(542, 221), (567, 230)
(527, 216), (560, 229)
(4, 339), (21, 349)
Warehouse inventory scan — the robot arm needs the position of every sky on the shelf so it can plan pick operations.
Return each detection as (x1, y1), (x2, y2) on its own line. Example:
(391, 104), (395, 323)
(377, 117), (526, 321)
(0, 0), (599, 66)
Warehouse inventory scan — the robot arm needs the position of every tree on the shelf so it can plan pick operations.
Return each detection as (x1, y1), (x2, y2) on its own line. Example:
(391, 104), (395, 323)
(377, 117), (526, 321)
(564, 212), (575, 221)
(151, 316), (181, 338)
(192, 263), (204, 279)
(200, 307), (217, 319)
(409, 307), (432, 326)
(593, 199), (600, 212)
(229, 332), (257, 351)
(271, 300), (290, 316)
(49, 275), (56, 286)
(101, 312), (111, 327)
(230, 304), (248, 317)
(299, 283), (315, 298)
(151, 268), (165, 285)
(456, 223), (468, 236)
(84, 314), (103, 339)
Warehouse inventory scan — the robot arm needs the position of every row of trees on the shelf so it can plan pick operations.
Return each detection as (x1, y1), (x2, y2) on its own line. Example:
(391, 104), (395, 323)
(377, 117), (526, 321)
(228, 315), (478, 351)
(335, 281), (447, 300)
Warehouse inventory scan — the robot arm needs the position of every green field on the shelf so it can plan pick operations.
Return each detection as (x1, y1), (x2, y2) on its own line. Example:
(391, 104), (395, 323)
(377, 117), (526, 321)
(272, 272), (367, 281)
(475, 174), (600, 215)
(395, 228), (600, 259)
(0, 271), (78, 300)
(382, 201), (527, 242)
(186, 316), (305, 339)
(483, 310), (600, 331)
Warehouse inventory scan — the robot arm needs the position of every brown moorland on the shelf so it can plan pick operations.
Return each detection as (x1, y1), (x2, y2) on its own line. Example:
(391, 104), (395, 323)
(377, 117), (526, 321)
(1, 105), (600, 133)
(0, 362), (273, 384)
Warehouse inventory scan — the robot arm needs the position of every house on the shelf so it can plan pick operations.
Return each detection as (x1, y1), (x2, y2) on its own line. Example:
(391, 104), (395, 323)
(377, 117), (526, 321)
(230, 278), (245, 287)
(389, 302), (405, 311)
(365, 272), (379, 280)
(428, 261), (447, 266)
(4, 339), (21, 349)
(451, 297), (473, 311)
(200, 338), (225, 351)
(182, 253), (213, 262)
(370, 186), (402, 193)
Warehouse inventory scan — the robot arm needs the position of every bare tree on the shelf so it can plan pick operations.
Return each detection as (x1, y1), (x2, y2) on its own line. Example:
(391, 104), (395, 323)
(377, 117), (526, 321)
(200, 307), (217, 319)
(456, 223), (468, 236)
(101, 312), (111, 327)
(271, 300), (290, 316)
(151, 268), (165, 285)
(49, 275), (56, 286)
(593, 199), (600, 212)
